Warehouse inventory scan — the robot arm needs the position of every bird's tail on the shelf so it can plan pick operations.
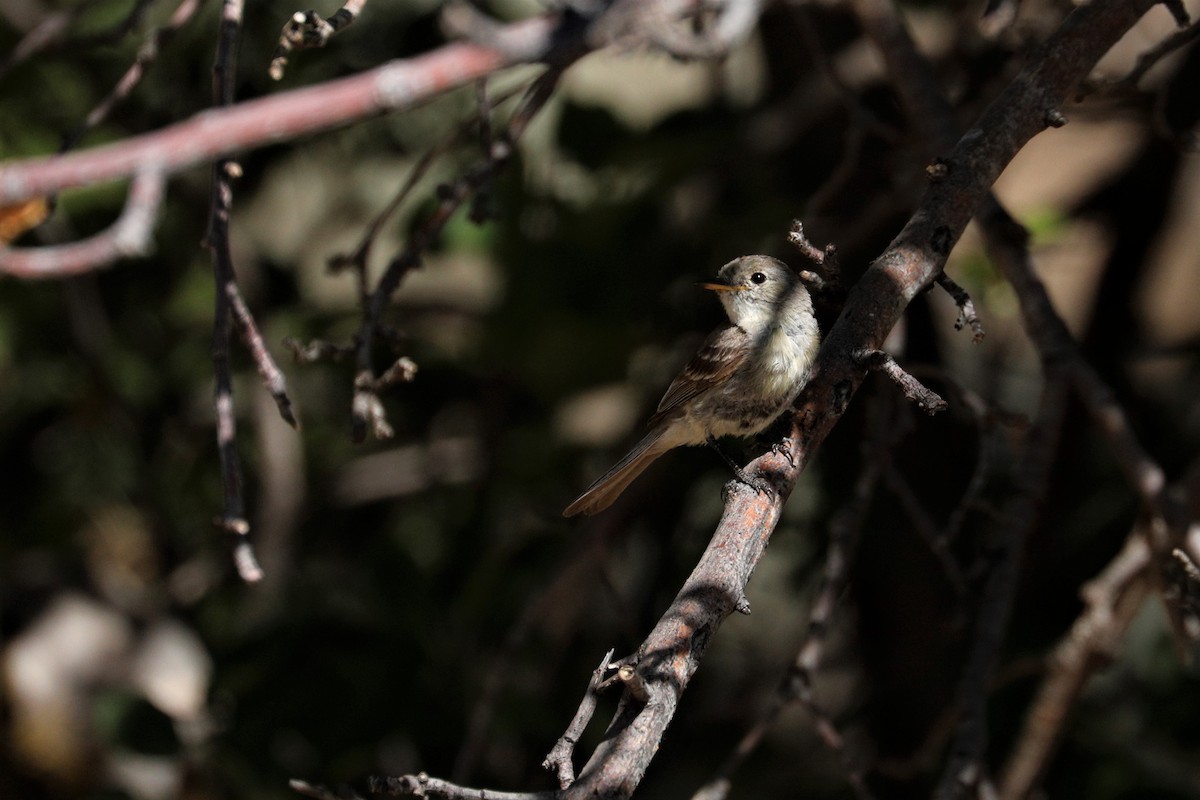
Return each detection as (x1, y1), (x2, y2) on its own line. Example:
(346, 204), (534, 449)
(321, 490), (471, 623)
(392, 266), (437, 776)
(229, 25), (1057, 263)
(563, 426), (674, 517)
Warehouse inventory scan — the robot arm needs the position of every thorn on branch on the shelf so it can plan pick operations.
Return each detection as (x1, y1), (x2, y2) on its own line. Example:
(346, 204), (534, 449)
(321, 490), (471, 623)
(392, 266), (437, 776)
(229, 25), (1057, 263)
(935, 273), (985, 343)
(854, 349), (948, 414)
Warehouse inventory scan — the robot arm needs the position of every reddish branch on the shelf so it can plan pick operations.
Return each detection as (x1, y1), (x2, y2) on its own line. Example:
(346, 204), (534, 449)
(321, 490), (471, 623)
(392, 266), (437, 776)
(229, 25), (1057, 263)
(0, 13), (565, 205)
(0, 0), (157, 79)
(1, 0), (204, 275)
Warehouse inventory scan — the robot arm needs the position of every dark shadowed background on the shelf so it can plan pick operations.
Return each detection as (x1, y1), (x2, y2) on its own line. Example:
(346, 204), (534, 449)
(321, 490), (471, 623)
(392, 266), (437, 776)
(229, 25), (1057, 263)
(2, 1), (1200, 798)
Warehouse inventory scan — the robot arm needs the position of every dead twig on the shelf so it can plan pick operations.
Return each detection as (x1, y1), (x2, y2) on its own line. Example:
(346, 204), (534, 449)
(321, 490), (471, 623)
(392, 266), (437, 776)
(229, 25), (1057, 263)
(543, 649), (618, 789)
(206, 0), (265, 583)
(934, 273), (986, 343)
(270, 0), (369, 80)
(350, 64), (574, 441)
(854, 349), (948, 414)
(787, 219), (842, 296)
(227, 284), (298, 428)
(368, 774), (557, 800)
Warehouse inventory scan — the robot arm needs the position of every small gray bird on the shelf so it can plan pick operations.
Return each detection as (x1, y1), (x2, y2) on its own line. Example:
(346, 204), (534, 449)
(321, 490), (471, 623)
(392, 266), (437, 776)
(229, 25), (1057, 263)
(564, 255), (820, 517)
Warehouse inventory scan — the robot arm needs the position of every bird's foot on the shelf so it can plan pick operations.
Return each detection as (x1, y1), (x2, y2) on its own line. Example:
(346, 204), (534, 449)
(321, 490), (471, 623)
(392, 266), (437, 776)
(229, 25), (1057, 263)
(732, 466), (774, 497)
(770, 437), (797, 469)
(708, 436), (774, 498)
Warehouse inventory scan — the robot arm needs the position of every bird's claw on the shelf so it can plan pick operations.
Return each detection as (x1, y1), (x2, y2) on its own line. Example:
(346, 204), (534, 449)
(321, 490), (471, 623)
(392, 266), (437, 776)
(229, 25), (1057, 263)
(771, 437), (797, 468)
(733, 468), (774, 497)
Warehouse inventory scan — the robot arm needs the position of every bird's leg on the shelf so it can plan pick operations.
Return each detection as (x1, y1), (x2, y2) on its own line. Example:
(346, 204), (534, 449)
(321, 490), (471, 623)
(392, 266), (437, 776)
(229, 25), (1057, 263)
(706, 436), (773, 496)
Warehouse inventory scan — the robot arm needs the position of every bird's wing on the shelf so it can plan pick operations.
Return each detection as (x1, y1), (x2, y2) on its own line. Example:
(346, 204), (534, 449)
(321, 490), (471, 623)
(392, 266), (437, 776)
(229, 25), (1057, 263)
(647, 324), (749, 428)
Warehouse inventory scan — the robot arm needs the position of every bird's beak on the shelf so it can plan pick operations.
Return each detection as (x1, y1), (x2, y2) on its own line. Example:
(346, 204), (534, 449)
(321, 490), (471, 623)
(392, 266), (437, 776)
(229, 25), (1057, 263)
(696, 280), (746, 293)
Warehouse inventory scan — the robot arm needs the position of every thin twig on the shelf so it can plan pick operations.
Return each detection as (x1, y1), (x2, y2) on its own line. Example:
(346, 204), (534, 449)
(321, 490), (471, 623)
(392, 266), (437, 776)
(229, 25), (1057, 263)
(979, 204), (1200, 655)
(289, 780), (367, 800)
(325, 83), (526, 288)
(351, 64), (576, 441)
(787, 219), (842, 295)
(207, 0), (263, 583)
(881, 463), (970, 600)
(270, 0), (369, 80)
(843, 1), (1182, 795)
(543, 649), (617, 789)
(451, 516), (628, 780)
(934, 273), (985, 343)
(854, 349), (948, 414)
(368, 774), (557, 800)
(61, 0), (208, 152)
(227, 283), (298, 428)
(1117, 19), (1200, 87)
(0, 0), (156, 79)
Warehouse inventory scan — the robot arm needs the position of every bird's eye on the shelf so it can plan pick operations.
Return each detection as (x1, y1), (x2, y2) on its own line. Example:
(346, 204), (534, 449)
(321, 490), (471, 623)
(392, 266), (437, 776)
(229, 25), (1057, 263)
(750, 272), (767, 284)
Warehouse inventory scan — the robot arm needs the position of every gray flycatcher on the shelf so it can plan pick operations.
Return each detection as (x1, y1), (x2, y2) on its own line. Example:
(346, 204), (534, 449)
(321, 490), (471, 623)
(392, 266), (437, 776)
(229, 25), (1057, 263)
(564, 255), (820, 517)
